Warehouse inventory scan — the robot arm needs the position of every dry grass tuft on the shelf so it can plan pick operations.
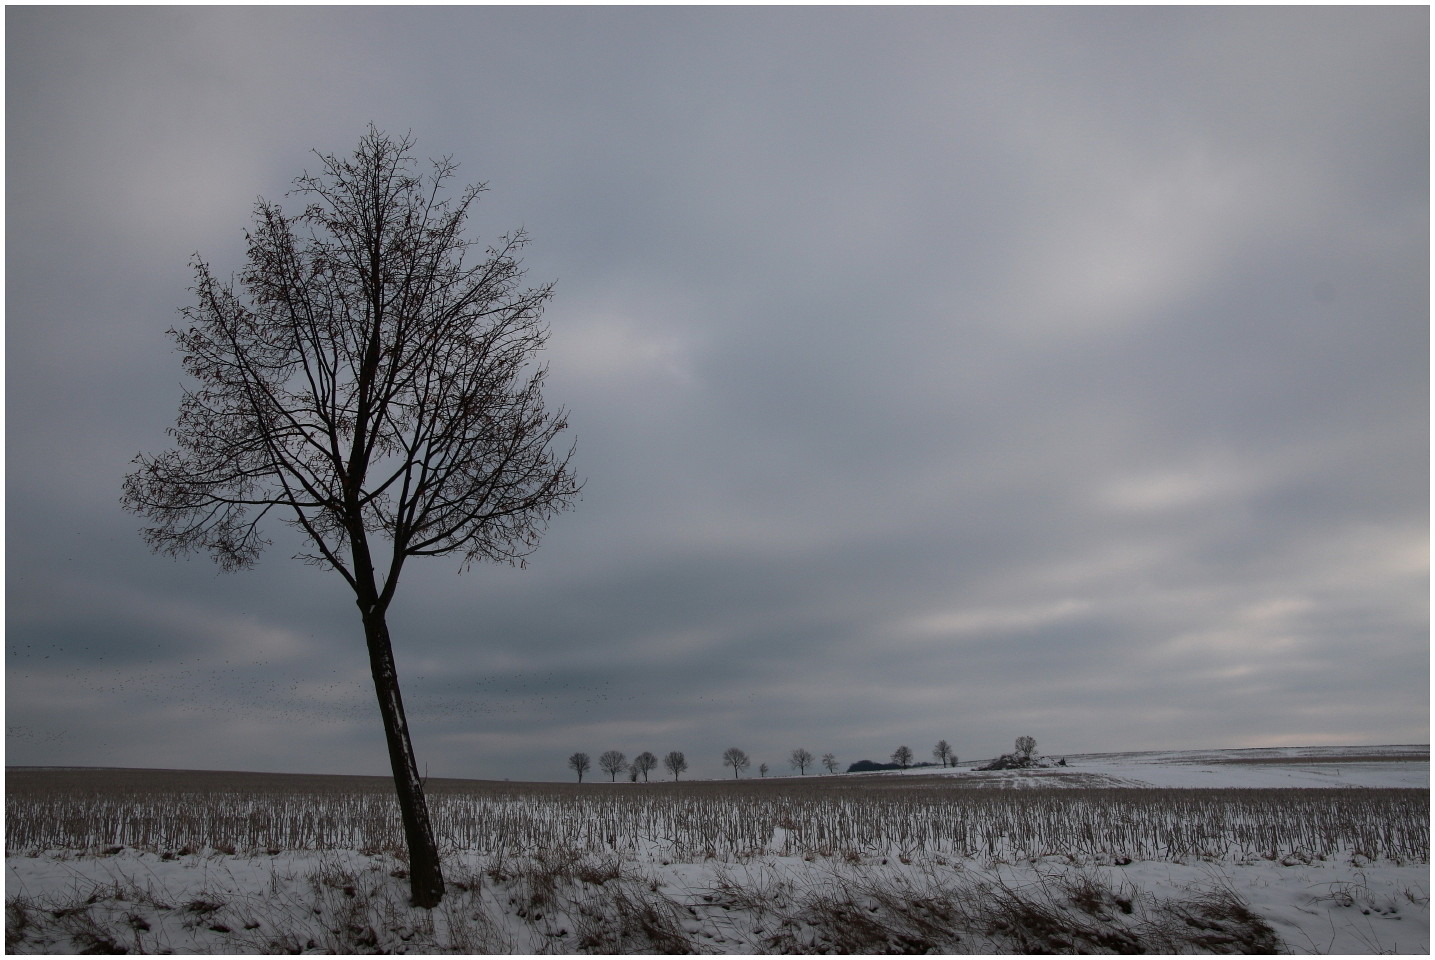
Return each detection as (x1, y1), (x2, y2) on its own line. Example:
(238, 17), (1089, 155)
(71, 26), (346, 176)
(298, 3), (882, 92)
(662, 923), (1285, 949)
(0, 849), (1305, 955)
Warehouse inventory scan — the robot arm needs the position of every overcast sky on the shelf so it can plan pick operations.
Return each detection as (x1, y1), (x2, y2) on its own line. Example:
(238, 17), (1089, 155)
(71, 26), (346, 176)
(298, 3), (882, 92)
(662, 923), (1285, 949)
(6, 7), (1428, 783)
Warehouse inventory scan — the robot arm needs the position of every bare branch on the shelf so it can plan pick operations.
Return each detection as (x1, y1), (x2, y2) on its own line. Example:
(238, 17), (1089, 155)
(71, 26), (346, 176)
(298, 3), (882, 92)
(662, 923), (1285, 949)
(124, 125), (580, 604)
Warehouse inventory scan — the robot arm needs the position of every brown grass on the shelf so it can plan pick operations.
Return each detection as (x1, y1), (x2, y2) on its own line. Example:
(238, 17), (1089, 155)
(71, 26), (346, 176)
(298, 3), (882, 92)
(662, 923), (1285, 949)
(4, 848), (1302, 954)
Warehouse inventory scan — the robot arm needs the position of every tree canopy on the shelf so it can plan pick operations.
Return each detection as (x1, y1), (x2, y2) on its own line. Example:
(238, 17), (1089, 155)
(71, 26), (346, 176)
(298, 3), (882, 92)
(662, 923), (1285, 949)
(123, 127), (580, 602)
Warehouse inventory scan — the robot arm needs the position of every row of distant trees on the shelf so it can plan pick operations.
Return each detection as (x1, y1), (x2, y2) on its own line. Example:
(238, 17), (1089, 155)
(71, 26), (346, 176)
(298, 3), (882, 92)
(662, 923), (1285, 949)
(729, 747), (842, 778)
(566, 739), (968, 782)
(875, 738), (1041, 770)
(567, 750), (688, 783)
(848, 740), (960, 772)
(895, 739), (960, 769)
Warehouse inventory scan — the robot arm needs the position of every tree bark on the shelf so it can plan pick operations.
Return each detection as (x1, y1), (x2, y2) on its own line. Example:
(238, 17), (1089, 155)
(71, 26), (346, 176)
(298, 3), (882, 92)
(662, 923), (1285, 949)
(362, 609), (445, 907)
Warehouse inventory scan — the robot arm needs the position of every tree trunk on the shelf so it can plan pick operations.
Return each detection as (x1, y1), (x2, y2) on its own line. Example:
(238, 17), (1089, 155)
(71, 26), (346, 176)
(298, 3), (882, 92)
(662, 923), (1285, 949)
(362, 610), (445, 908)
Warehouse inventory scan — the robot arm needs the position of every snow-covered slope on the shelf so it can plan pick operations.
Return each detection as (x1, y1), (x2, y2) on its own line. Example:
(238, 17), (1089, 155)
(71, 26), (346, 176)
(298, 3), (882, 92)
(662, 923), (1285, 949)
(873, 744), (1429, 789)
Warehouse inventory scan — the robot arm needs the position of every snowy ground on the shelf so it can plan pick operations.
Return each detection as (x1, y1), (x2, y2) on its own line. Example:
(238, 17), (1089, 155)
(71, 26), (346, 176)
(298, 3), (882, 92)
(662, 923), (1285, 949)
(871, 743), (1430, 791)
(6, 745), (1428, 954)
(6, 845), (1429, 954)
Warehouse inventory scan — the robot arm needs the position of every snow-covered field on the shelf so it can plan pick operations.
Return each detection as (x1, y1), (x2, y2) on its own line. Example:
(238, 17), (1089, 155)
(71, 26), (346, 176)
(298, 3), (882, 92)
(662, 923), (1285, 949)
(886, 742), (1430, 791)
(6, 745), (1429, 954)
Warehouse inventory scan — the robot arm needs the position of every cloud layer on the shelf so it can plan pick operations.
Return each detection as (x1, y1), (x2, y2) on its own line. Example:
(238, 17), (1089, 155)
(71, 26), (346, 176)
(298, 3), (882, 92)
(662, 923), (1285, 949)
(7, 7), (1427, 781)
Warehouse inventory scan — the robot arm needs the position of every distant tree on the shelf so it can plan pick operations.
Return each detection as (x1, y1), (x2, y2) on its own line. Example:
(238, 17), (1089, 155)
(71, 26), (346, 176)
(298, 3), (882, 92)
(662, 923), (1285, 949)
(759, 762), (769, 777)
(821, 752), (839, 774)
(933, 740), (954, 768)
(599, 750), (627, 782)
(891, 745), (914, 769)
(722, 747), (751, 779)
(627, 763), (639, 782)
(119, 128), (582, 907)
(632, 751), (658, 782)
(789, 748), (814, 775)
(567, 752), (591, 783)
(663, 750), (688, 781)
(1015, 736), (1037, 761)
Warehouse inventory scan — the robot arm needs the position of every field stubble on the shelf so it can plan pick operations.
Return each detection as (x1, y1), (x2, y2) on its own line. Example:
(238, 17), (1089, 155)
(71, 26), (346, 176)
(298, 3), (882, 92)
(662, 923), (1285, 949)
(5, 768), (1426, 864)
(5, 768), (1429, 954)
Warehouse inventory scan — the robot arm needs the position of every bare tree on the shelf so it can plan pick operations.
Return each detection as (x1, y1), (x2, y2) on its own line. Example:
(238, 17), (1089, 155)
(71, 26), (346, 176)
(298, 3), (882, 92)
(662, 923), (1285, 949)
(599, 750), (627, 782)
(821, 752), (839, 774)
(722, 747), (750, 779)
(789, 748), (814, 775)
(891, 745), (914, 769)
(120, 128), (580, 907)
(1015, 735), (1037, 761)
(759, 762), (769, 777)
(632, 751), (658, 782)
(663, 750), (688, 781)
(568, 752), (591, 783)
(933, 740), (954, 768)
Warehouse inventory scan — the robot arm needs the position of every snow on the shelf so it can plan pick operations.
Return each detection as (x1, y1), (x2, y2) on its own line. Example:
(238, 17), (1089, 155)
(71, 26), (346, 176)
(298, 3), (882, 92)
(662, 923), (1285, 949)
(7, 845), (1427, 954)
(6, 745), (1428, 954)
(1065, 759), (1427, 790)
(870, 743), (1430, 790)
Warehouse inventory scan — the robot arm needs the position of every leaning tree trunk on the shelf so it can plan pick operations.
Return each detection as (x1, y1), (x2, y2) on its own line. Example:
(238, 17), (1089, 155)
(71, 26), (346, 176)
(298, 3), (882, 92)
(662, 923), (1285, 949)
(361, 609), (445, 907)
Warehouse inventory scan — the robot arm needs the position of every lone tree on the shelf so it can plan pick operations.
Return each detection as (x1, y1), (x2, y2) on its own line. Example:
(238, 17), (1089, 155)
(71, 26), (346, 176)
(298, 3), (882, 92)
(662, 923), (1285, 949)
(933, 740), (954, 768)
(891, 745), (914, 769)
(821, 752), (839, 774)
(632, 751), (658, 782)
(1015, 735), (1037, 761)
(568, 752), (591, 783)
(599, 750), (627, 782)
(722, 747), (750, 779)
(120, 128), (580, 908)
(663, 750), (688, 781)
(789, 747), (814, 775)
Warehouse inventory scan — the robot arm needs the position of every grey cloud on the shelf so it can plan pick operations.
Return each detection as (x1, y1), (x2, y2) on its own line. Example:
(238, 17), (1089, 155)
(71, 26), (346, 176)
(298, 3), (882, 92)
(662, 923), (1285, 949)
(7, 7), (1426, 782)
